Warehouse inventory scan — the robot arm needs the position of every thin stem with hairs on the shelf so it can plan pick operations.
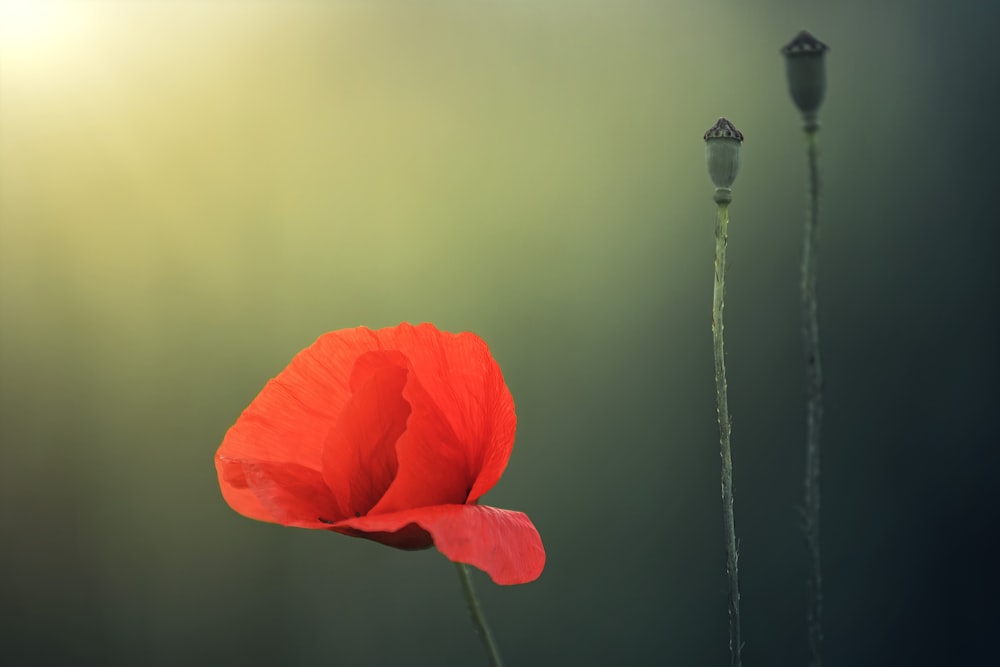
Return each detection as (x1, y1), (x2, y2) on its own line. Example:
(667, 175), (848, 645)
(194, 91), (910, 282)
(703, 117), (745, 667)
(801, 124), (824, 667)
(455, 562), (504, 667)
(781, 32), (829, 666)
(713, 196), (743, 667)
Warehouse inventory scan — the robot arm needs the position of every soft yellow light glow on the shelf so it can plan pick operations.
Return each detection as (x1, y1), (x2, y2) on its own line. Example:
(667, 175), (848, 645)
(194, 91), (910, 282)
(0, 0), (95, 70)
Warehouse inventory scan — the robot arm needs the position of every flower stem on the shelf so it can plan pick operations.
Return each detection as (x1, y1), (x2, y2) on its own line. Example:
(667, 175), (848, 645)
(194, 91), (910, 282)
(712, 195), (743, 667)
(455, 562), (504, 667)
(801, 124), (824, 667)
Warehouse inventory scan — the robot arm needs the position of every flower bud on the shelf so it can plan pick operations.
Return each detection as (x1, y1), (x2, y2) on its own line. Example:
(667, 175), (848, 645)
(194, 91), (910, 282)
(781, 31), (829, 121)
(704, 117), (743, 195)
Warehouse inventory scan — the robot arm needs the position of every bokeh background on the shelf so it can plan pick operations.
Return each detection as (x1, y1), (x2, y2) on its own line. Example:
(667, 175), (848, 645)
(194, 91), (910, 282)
(2, 0), (997, 665)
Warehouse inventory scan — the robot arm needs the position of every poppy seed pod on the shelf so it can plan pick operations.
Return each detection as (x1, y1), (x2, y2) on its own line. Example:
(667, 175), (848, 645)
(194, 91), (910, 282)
(781, 30), (829, 120)
(704, 117), (743, 199)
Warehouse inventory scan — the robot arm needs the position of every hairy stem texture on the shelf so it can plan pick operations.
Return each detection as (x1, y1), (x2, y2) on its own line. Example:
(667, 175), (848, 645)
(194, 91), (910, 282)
(802, 127), (824, 667)
(456, 563), (504, 667)
(713, 201), (742, 667)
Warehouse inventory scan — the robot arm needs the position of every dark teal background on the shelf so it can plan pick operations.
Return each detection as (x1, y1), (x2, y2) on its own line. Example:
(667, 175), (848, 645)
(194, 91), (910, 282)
(2, 1), (997, 665)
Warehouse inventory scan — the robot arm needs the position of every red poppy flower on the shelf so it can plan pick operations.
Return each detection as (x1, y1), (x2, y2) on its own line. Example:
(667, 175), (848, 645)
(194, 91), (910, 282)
(215, 322), (545, 585)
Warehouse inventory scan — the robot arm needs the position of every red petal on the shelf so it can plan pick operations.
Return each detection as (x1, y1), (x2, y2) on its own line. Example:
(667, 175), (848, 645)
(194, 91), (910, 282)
(217, 456), (339, 528)
(321, 351), (410, 517)
(215, 324), (520, 531)
(369, 324), (516, 505)
(216, 328), (398, 521)
(369, 372), (474, 513)
(332, 504), (545, 585)
(216, 330), (386, 474)
(216, 454), (272, 522)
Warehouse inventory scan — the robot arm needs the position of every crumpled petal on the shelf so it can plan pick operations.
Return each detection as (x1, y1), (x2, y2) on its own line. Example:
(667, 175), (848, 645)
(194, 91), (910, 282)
(368, 324), (517, 506)
(217, 456), (339, 528)
(332, 504), (545, 585)
(216, 330), (385, 476)
(322, 351), (410, 518)
(369, 371), (474, 513)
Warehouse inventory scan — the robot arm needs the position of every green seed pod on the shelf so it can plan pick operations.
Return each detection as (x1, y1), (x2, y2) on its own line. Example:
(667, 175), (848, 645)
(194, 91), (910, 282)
(704, 117), (744, 197)
(781, 31), (829, 120)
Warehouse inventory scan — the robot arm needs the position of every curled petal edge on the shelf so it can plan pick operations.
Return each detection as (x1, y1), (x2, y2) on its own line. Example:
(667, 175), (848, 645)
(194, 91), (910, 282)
(333, 504), (545, 586)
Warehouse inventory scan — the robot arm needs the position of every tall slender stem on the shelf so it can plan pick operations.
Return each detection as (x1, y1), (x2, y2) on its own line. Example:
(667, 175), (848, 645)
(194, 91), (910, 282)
(801, 125), (824, 667)
(455, 563), (504, 667)
(713, 197), (742, 667)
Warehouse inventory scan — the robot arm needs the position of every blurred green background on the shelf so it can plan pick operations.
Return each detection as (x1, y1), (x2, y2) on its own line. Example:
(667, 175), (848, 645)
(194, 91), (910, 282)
(2, 0), (997, 665)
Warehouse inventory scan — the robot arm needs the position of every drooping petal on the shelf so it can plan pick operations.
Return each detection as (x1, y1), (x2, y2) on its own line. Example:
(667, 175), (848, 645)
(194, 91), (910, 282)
(217, 456), (340, 528)
(332, 504), (545, 585)
(369, 324), (517, 504)
(322, 351), (410, 518)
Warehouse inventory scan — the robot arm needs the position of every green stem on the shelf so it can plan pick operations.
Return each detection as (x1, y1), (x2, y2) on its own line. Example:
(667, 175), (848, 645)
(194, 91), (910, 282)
(455, 563), (504, 667)
(802, 126), (824, 667)
(712, 196), (742, 667)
